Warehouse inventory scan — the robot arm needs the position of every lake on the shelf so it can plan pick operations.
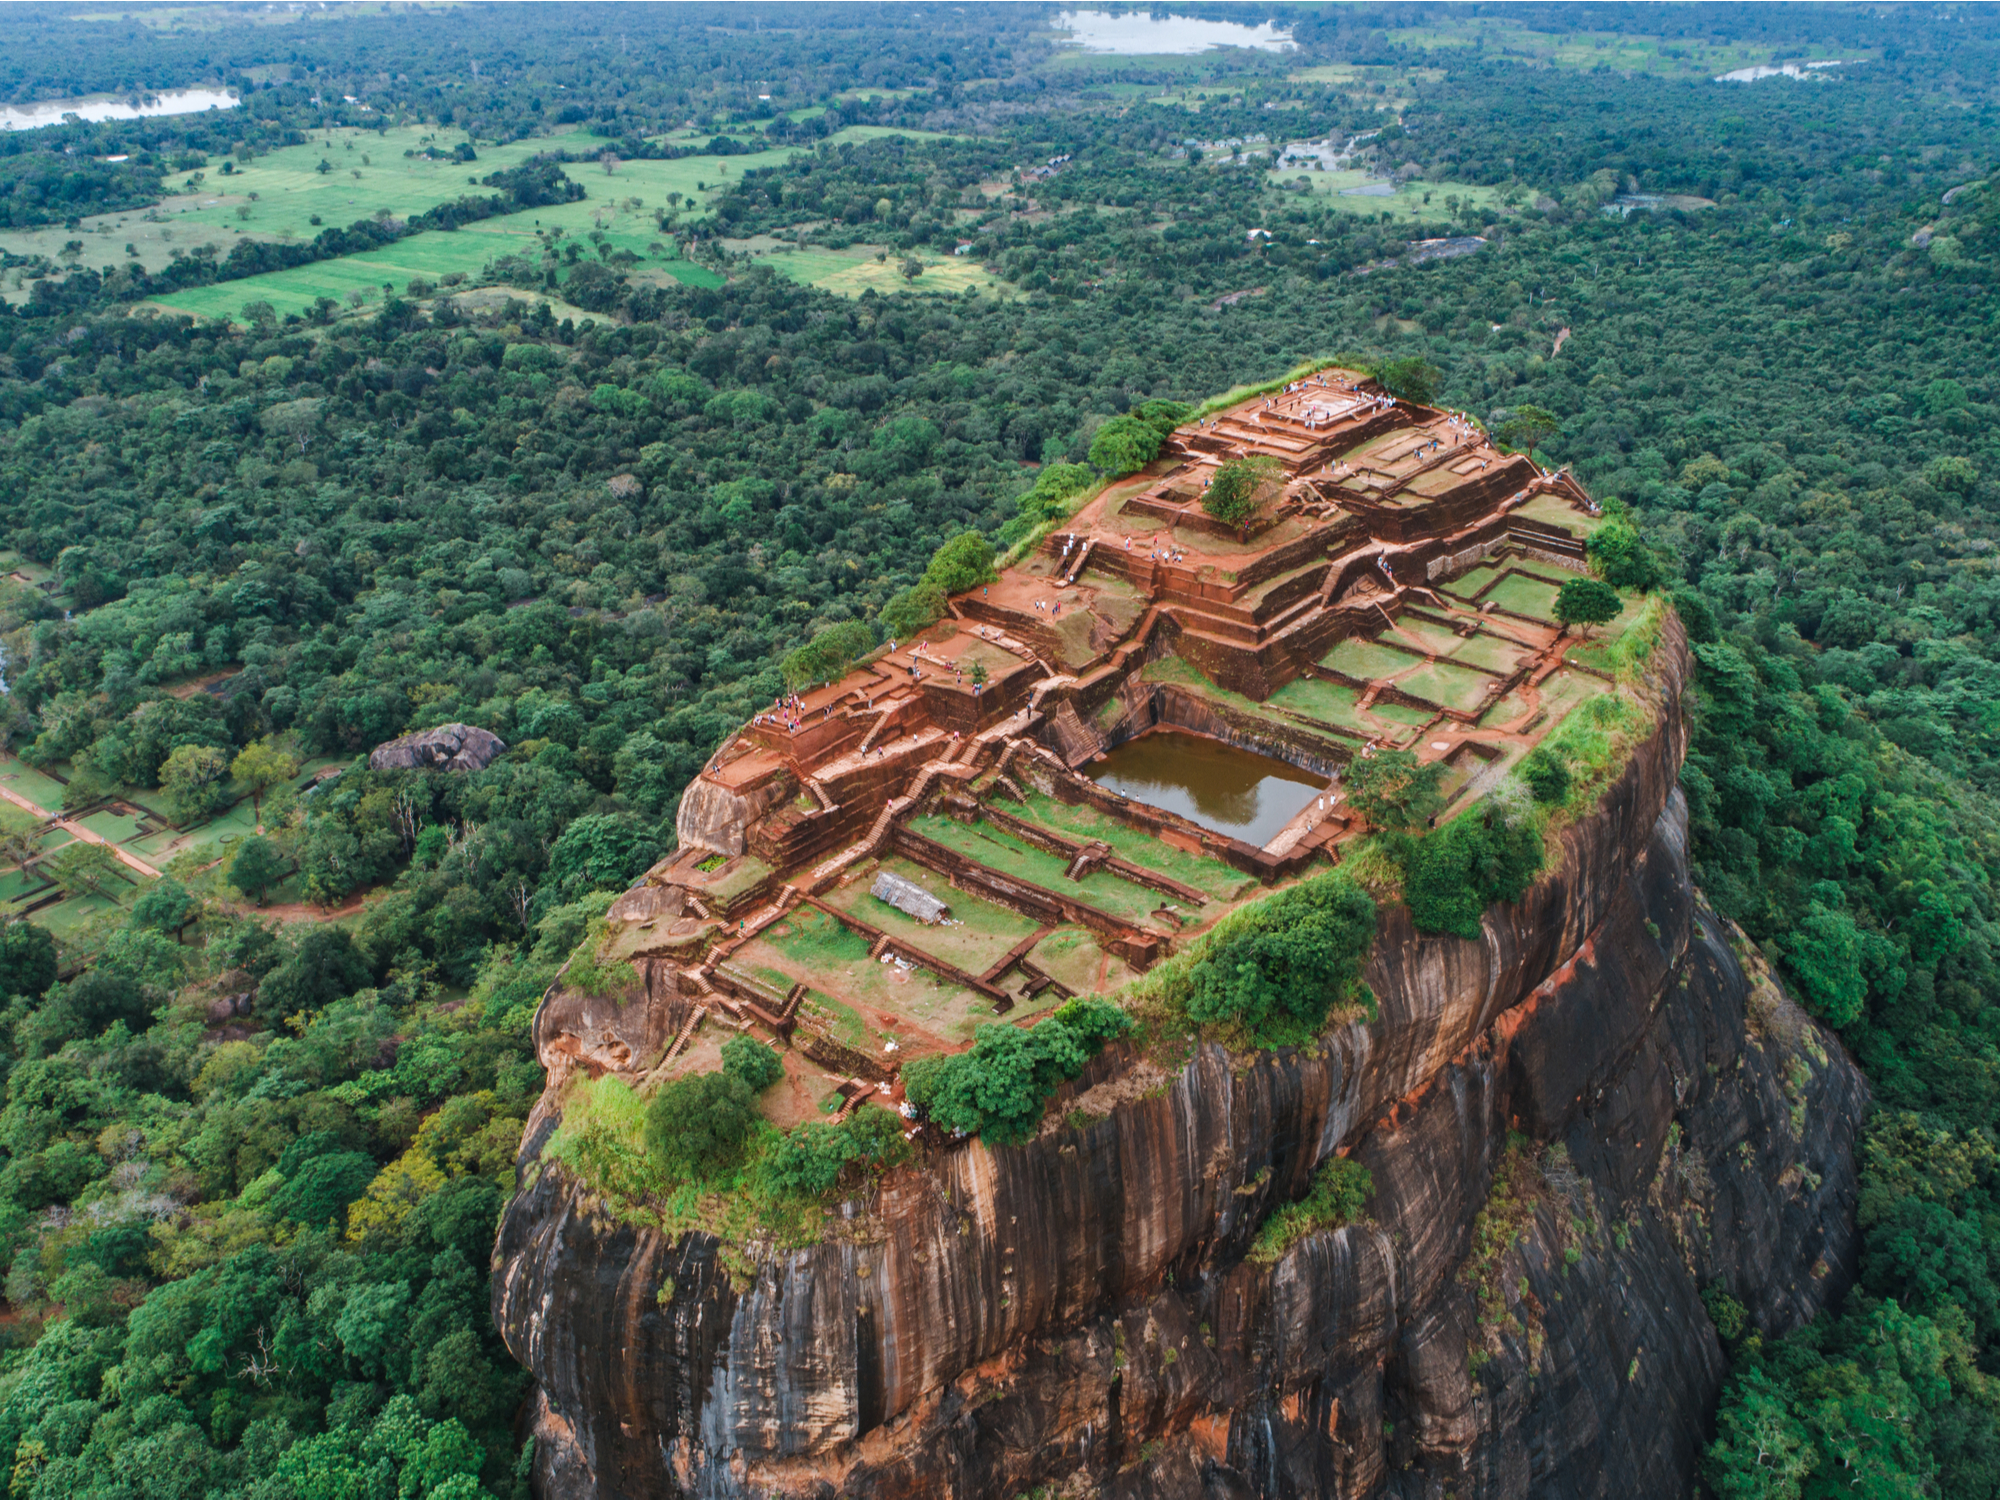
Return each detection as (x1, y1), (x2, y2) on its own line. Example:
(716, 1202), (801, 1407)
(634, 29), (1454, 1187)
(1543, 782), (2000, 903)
(0, 88), (238, 131)
(1714, 61), (1846, 83)
(1054, 10), (1294, 55)
(1087, 730), (1324, 848)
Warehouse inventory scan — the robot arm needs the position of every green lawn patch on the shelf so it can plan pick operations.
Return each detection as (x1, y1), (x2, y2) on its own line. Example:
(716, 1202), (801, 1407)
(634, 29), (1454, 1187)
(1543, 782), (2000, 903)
(78, 810), (145, 844)
(1368, 700), (1437, 729)
(1009, 793), (1257, 901)
(1269, 677), (1373, 732)
(908, 816), (1165, 926)
(1480, 690), (1533, 728)
(1483, 574), (1562, 622)
(0, 758), (69, 815)
(0, 869), (53, 904)
(1028, 926), (1131, 995)
(1388, 617), (1466, 657)
(1446, 565), (1503, 599)
(822, 853), (1040, 972)
(1450, 632), (1534, 675)
(1320, 636), (1423, 682)
(1394, 661), (1497, 714)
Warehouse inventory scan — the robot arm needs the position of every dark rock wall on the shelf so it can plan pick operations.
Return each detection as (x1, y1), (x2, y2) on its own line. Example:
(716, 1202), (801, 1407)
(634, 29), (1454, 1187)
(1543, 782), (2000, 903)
(494, 624), (1870, 1498)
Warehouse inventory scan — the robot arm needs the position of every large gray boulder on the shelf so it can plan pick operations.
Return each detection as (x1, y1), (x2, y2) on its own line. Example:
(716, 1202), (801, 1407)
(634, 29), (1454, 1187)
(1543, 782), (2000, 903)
(368, 722), (507, 773)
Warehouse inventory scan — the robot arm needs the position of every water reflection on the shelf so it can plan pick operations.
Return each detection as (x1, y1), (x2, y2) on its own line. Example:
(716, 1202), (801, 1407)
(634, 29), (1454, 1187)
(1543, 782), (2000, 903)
(1714, 61), (1845, 83)
(1054, 10), (1293, 55)
(1087, 730), (1322, 848)
(0, 89), (238, 131)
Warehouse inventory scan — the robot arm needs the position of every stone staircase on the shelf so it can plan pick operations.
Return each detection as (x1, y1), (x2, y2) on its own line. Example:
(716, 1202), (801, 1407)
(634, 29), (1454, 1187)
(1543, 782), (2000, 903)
(641, 1003), (707, 1085)
(1048, 700), (1106, 768)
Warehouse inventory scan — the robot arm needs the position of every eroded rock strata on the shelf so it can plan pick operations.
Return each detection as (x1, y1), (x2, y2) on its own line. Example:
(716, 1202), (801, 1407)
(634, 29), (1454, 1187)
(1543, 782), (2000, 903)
(494, 628), (1869, 1499)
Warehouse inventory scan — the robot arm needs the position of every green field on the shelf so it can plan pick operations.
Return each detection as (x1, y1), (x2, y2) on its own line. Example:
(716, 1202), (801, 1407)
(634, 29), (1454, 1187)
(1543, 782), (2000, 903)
(0, 758), (71, 815)
(1480, 690), (1534, 728)
(1011, 793), (1257, 901)
(1269, 166), (1513, 222)
(142, 123), (958, 322)
(1445, 565), (1504, 599)
(1270, 676), (1373, 732)
(1379, 18), (1861, 77)
(0, 125), (592, 297)
(1388, 616), (1466, 657)
(742, 242), (1011, 300)
(909, 815), (1166, 926)
(823, 852), (1039, 972)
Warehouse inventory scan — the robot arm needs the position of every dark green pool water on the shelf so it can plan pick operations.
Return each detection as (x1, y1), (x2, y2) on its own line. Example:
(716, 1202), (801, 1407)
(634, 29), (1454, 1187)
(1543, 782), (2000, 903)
(1086, 730), (1324, 848)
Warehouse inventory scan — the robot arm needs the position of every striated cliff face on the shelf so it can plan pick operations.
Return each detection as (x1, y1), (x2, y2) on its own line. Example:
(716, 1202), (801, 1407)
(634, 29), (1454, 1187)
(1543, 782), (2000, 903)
(493, 627), (1869, 1499)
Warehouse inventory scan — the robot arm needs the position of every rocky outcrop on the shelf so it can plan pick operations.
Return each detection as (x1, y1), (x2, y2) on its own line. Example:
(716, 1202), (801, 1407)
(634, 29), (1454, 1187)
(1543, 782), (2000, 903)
(368, 722), (507, 773)
(493, 624), (1869, 1498)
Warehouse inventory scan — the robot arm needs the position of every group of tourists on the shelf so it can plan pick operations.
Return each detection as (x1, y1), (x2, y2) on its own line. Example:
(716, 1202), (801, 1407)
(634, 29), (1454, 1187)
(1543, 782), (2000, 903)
(758, 690), (819, 735)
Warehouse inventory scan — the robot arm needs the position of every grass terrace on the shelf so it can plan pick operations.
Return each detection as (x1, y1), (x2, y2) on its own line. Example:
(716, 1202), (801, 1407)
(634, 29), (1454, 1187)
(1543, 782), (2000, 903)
(1321, 636), (1424, 682)
(907, 815), (1173, 927)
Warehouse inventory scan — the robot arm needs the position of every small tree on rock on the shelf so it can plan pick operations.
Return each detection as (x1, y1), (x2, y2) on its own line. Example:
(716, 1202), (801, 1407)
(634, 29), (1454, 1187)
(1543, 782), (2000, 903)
(1344, 749), (1444, 833)
(1202, 455), (1282, 529)
(1498, 404), (1558, 464)
(923, 532), (997, 595)
(1555, 578), (1622, 637)
(1377, 357), (1442, 406)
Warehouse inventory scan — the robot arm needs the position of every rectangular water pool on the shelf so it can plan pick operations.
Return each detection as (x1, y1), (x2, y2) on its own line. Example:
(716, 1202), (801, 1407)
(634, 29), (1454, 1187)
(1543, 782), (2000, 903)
(1086, 730), (1325, 849)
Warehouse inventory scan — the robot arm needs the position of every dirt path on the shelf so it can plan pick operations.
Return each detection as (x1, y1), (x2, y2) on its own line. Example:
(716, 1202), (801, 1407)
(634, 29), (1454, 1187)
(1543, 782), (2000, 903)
(0, 784), (164, 880)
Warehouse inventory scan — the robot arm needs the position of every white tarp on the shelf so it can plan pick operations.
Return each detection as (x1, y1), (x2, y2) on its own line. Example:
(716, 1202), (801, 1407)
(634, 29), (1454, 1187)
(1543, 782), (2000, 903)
(871, 871), (949, 924)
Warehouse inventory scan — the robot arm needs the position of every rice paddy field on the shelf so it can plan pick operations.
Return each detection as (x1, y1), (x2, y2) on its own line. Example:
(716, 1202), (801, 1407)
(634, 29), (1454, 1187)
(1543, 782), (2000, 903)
(747, 244), (1011, 299)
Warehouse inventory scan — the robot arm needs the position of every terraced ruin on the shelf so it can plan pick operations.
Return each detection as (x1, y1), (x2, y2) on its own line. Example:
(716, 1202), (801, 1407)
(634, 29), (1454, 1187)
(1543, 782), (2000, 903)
(578, 366), (1633, 1100)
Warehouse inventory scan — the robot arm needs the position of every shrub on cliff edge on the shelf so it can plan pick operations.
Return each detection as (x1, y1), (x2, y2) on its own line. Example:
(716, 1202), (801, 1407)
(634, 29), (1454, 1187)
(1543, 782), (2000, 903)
(1088, 414), (1163, 476)
(1399, 791), (1546, 940)
(1182, 870), (1377, 1045)
(762, 1109), (911, 1196)
(645, 1069), (758, 1179)
(903, 996), (1132, 1145)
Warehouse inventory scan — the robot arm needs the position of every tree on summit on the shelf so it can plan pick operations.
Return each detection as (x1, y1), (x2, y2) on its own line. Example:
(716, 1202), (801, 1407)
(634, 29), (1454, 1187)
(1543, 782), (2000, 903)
(1555, 578), (1622, 637)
